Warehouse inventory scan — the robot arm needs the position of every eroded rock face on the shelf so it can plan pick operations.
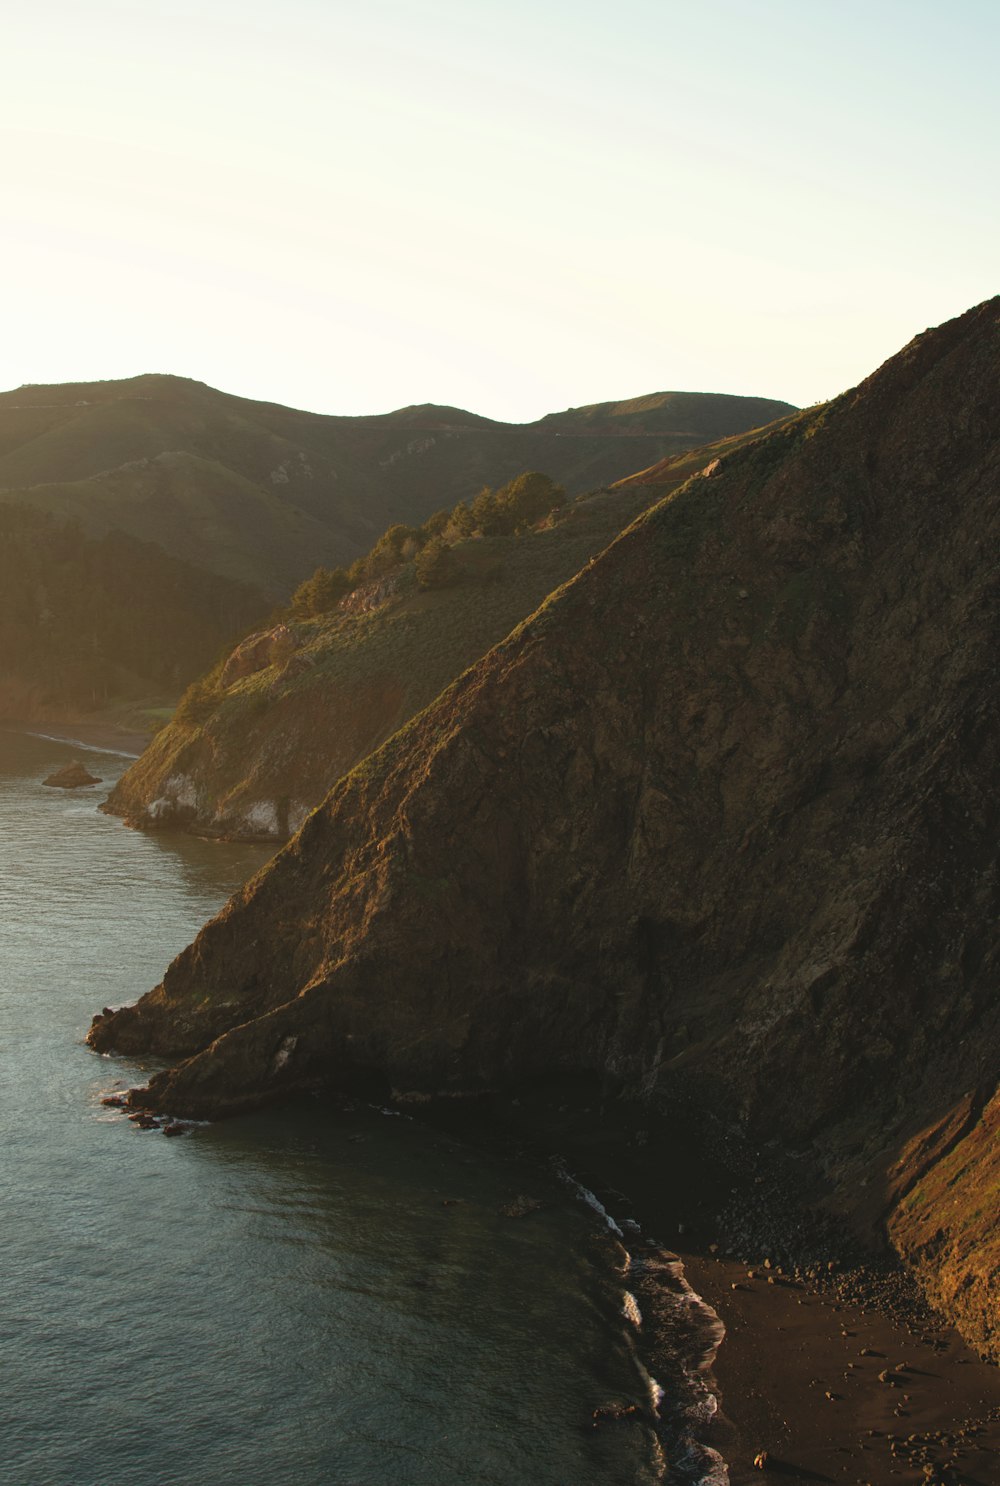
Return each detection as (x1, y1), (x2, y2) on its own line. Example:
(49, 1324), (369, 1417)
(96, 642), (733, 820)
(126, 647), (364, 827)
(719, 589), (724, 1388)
(118, 767), (309, 842)
(89, 300), (1000, 1355)
(888, 1090), (1000, 1359)
(220, 625), (297, 687)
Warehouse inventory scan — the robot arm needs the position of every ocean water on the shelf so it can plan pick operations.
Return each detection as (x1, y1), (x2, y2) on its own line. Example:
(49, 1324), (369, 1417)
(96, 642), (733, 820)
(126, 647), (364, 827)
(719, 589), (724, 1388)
(0, 728), (678, 1486)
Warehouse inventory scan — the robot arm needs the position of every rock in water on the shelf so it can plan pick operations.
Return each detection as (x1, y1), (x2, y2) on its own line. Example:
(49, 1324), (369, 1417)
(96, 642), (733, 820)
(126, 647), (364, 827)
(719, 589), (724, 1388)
(43, 761), (101, 789)
(88, 298), (1000, 1360)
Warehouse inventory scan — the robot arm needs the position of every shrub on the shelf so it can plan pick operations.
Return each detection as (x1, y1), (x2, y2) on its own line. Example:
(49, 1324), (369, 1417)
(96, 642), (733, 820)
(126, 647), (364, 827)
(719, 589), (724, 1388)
(173, 673), (221, 726)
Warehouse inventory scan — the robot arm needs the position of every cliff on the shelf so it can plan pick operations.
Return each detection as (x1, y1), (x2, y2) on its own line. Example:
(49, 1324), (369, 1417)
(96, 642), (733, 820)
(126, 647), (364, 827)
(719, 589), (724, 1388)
(90, 300), (1000, 1356)
(103, 435), (771, 841)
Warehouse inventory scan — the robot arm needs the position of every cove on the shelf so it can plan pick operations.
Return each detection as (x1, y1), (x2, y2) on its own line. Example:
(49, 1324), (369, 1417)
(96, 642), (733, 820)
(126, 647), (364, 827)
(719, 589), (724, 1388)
(0, 729), (665, 1486)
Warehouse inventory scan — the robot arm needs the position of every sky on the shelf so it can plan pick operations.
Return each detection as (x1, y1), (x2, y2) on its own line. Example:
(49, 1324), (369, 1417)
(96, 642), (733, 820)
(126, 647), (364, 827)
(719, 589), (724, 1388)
(1, 0), (996, 421)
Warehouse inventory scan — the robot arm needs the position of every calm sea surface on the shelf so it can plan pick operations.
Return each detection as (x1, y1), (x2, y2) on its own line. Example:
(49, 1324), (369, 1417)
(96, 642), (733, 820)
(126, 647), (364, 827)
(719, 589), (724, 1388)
(0, 729), (665, 1486)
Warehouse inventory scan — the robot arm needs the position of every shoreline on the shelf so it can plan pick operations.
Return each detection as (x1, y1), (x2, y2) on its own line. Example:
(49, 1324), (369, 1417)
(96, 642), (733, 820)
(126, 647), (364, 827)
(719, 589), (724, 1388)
(418, 1082), (1000, 1485)
(3, 719), (152, 759)
(28, 711), (998, 1482)
(547, 1110), (1000, 1486)
(552, 1156), (730, 1484)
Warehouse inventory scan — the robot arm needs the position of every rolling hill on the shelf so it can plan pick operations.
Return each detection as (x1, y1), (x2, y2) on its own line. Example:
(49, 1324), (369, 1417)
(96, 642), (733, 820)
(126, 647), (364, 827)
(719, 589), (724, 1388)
(0, 375), (795, 596)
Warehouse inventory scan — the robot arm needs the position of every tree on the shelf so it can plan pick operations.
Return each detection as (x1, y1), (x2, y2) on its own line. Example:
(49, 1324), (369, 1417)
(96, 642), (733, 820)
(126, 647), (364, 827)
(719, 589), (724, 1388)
(446, 501), (476, 540)
(415, 537), (459, 589)
(421, 508), (451, 539)
(310, 566), (351, 612)
(497, 471), (566, 530)
(289, 566), (350, 618)
(471, 486), (506, 536)
(367, 523), (419, 576)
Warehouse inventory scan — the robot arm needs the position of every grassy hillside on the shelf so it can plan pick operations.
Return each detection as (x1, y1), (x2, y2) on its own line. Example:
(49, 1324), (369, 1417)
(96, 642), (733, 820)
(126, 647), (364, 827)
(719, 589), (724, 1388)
(6, 455), (339, 596)
(105, 432), (760, 838)
(0, 374), (795, 598)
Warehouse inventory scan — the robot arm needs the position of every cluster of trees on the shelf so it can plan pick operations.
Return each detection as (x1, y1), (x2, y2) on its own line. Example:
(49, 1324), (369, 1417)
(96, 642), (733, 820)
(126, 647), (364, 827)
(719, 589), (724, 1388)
(0, 504), (263, 709)
(460, 470), (568, 537)
(290, 471), (566, 618)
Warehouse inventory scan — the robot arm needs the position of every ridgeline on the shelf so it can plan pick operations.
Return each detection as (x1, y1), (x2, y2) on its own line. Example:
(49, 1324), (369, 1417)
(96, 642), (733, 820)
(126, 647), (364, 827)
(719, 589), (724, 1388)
(0, 375), (795, 598)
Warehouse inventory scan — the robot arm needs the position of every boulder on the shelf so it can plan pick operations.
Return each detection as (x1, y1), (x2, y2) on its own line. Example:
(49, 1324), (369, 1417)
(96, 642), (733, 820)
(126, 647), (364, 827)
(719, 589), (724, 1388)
(43, 761), (101, 789)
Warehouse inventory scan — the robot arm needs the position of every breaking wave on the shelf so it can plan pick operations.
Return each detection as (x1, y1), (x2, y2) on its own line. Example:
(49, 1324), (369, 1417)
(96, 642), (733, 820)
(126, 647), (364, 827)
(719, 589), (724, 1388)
(552, 1157), (730, 1485)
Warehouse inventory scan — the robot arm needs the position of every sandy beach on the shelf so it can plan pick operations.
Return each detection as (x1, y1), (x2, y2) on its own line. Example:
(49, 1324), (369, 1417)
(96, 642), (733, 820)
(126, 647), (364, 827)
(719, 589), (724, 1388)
(7, 720), (152, 759)
(685, 1252), (1000, 1485)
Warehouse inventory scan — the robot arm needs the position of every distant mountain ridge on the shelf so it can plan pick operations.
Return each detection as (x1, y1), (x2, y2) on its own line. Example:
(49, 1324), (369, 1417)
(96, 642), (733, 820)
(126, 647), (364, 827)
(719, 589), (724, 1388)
(535, 389), (793, 437)
(0, 374), (795, 596)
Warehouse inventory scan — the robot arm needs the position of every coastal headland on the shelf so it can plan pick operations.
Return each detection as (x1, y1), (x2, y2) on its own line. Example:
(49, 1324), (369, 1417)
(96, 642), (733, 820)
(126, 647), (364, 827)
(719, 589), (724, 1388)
(88, 301), (1000, 1481)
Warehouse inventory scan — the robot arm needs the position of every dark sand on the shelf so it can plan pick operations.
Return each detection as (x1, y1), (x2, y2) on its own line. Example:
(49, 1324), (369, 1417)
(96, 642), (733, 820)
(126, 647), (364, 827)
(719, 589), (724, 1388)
(427, 1084), (1000, 1486)
(684, 1252), (1000, 1485)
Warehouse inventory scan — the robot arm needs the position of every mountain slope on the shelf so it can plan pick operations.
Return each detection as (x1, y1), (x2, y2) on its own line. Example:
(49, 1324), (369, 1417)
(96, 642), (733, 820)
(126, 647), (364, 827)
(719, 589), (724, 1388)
(103, 427), (777, 841)
(89, 301), (1000, 1355)
(0, 504), (265, 721)
(0, 375), (794, 595)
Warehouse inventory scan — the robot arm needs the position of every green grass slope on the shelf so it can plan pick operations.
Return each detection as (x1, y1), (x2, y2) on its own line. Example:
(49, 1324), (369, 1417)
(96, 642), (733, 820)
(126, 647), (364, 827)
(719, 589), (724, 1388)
(8, 454), (339, 594)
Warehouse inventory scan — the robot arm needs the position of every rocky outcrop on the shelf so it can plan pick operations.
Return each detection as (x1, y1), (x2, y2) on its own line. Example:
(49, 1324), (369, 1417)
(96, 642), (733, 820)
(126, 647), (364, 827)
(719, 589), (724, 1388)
(219, 625), (297, 687)
(888, 1090), (1000, 1358)
(43, 761), (101, 788)
(89, 300), (1000, 1356)
(336, 575), (399, 615)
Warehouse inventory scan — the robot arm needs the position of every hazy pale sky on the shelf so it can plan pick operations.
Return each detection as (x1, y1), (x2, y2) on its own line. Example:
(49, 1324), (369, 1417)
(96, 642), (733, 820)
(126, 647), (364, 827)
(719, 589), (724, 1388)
(1, 0), (996, 420)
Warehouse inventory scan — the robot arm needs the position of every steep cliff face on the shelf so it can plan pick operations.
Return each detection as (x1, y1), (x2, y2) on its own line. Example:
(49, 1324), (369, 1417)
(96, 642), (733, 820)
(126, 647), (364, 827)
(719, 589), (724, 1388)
(90, 301), (1000, 1354)
(888, 1090), (1000, 1358)
(104, 455), (750, 842)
